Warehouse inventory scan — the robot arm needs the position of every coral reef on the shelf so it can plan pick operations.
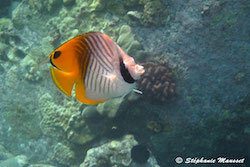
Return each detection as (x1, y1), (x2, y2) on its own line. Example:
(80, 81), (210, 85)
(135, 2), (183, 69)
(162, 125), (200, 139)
(0, 0), (12, 17)
(8, 104), (42, 140)
(66, 110), (103, 145)
(7, 48), (25, 62)
(39, 93), (124, 145)
(0, 65), (4, 74)
(29, 164), (56, 167)
(140, 0), (170, 26)
(0, 155), (28, 167)
(27, 0), (63, 13)
(0, 0), (249, 167)
(131, 144), (150, 164)
(117, 25), (143, 60)
(151, 95), (250, 166)
(146, 120), (173, 134)
(41, 36), (55, 56)
(52, 143), (75, 166)
(39, 93), (81, 139)
(0, 18), (11, 32)
(126, 0), (170, 26)
(20, 47), (45, 82)
(86, 0), (169, 26)
(136, 62), (175, 103)
(0, 145), (13, 161)
(96, 98), (123, 118)
(146, 120), (163, 133)
(103, 0), (127, 15)
(0, 42), (9, 61)
(63, 0), (75, 6)
(80, 135), (160, 167)
(5, 66), (21, 88)
(57, 16), (78, 38)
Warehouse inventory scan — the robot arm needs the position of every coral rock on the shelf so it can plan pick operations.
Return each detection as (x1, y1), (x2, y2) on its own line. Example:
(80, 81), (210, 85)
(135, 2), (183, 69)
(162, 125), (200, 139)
(0, 144), (13, 161)
(0, 42), (9, 61)
(80, 135), (160, 167)
(28, 164), (56, 167)
(63, 0), (75, 6)
(137, 62), (175, 103)
(0, 18), (11, 31)
(67, 112), (98, 145)
(142, 0), (170, 26)
(127, 11), (142, 20)
(117, 25), (143, 60)
(96, 98), (123, 118)
(0, 155), (28, 167)
(52, 143), (75, 166)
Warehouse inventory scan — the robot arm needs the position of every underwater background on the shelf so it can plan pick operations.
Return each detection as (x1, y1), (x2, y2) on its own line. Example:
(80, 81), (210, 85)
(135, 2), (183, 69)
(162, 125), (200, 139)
(0, 0), (249, 167)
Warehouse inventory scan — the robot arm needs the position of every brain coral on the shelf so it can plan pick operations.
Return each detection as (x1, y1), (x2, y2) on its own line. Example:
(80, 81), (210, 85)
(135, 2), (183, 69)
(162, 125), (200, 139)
(136, 62), (175, 103)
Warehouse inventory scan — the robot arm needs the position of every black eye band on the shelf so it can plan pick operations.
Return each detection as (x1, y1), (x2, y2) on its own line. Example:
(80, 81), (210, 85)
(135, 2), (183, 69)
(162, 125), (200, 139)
(119, 56), (135, 84)
(53, 51), (61, 59)
(50, 56), (57, 67)
(50, 56), (61, 70)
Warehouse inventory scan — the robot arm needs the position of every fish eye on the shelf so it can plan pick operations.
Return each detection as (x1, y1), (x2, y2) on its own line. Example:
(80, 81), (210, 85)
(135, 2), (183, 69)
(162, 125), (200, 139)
(53, 51), (61, 59)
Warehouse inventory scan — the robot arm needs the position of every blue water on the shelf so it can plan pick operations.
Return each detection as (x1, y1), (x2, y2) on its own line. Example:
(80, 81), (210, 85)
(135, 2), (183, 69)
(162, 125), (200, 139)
(0, 0), (249, 167)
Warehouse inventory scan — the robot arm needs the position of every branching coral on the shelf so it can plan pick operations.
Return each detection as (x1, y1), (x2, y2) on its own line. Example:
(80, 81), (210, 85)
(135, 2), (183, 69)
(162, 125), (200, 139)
(136, 62), (175, 103)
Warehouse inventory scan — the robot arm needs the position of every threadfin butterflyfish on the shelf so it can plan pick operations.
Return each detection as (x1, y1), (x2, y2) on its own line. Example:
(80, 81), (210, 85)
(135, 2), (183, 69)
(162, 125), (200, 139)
(26, 32), (145, 104)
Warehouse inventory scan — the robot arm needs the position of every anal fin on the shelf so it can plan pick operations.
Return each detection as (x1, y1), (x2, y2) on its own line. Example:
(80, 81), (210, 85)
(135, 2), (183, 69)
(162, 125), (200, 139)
(50, 67), (74, 97)
(75, 80), (106, 105)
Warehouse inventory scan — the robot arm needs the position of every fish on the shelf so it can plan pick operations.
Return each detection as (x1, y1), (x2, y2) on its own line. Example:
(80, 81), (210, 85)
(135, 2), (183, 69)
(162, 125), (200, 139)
(25, 32), (145, 104)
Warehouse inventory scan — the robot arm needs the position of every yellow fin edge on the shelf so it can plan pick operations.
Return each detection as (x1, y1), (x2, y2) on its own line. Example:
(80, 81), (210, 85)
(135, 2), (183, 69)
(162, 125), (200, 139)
(50, 67), (73, 97)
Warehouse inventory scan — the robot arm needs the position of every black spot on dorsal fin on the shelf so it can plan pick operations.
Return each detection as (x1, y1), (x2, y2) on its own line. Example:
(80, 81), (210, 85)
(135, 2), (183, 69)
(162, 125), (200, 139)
(119, 56), (135, 84)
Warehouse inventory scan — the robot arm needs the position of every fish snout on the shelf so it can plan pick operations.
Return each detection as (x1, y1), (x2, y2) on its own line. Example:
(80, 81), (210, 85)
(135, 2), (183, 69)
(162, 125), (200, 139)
(130, 64), (144, 80)
(135, 64), (145, 75)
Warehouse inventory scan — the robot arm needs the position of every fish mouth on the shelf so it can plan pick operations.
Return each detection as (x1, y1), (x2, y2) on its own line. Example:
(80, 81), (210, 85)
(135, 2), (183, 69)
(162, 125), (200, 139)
(135, 64), (145, 75)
